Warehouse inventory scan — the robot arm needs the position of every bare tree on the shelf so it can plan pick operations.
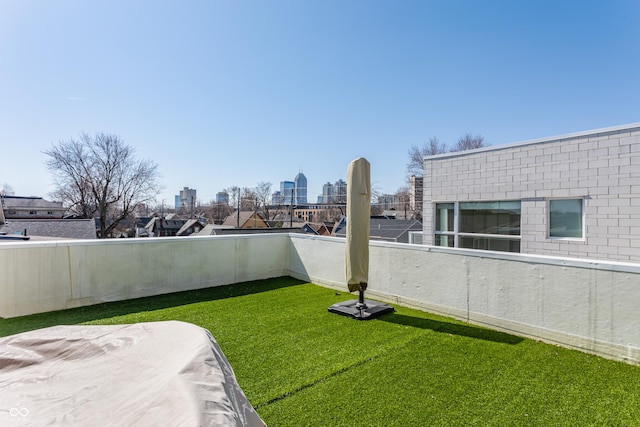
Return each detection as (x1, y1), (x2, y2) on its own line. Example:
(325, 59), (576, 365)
(241, 187), (257, 210)
(255, 181), (272, 220)
(407, 137), (447, 176)
(224, 186), (241, 210)
(0, 183), (15, 197)
(201, 200), (232, 224)
(450, 133), (488, 152)
(44, 132), (162, 238)
(395, 186), (411, 218)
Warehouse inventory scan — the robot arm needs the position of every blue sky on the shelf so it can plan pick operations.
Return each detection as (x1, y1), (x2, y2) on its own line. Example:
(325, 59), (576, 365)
(1, 0), (639, 205)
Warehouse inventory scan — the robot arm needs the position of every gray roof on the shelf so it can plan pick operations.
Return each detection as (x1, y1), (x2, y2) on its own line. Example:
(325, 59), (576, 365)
(196, 227), (308, 236)
(1, 196), (65, 210)
(176, 219), (206, 236)
(1, 219), (96, 240)
(222, 211), (267, 227)
(195, 224), (236, 236)
(335, 218), (422, 243)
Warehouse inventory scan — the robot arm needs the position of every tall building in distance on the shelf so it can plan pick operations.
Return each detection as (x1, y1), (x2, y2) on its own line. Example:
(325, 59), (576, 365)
(279, 181), (295, 205)
(332, 179), (347, 203)
(177, 187), (197, 210)
(321, 182), (333, 203)
(294, 172), (307, 204)
(409, 175), (423, 214)
(271, 190), (283, 205)
(317, 179), (347, 204)
(216, 191), (229, 205)
(377, 194), (396, 211)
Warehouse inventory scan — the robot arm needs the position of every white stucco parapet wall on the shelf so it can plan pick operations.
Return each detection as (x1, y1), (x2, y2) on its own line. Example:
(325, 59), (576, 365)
(0, 234), (290, 318)
(1, 234), (639, 364)
(288, 234), (640, 364)
(421, 122), (640, 262)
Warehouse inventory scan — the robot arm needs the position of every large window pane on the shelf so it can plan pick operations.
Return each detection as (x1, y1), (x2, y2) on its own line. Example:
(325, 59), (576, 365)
(434, 234), (455, 247)
(435, 203), (454, 232)
(459, 236), (520, 253)
(549, 199), (583, 238)
(459, 201), (521, 235)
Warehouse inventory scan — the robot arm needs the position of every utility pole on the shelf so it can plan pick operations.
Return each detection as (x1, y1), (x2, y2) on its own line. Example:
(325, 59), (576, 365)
(289, 188), (293, 228)
(237, 189), (240, 228)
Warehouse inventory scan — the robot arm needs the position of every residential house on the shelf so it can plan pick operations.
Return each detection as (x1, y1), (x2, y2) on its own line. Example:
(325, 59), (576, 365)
(145, 218), (188, 237)
(222, 211), (269, 229)
(176, 219), (206, 236)
(1, 196), (66, 219)
(301, 222), (331, 236)
(334, 217), (423, 244)
(0, 219), (97, 240)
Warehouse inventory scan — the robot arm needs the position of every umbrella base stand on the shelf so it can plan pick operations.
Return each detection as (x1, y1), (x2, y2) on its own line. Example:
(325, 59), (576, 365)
(328, 291), (394, 320)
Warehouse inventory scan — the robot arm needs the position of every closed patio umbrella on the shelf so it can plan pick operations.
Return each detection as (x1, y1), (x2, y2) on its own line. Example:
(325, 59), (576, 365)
(329, 157), (394, 320)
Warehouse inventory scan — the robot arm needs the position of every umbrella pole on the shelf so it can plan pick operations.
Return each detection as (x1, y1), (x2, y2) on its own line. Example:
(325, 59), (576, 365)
(356, 289), (367, 310)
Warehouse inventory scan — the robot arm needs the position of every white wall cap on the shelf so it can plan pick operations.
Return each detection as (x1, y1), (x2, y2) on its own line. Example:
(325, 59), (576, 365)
(424, 122), (640, 161)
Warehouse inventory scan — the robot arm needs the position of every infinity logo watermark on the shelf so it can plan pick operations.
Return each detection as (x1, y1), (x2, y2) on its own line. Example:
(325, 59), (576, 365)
(10, 408), (29, 417)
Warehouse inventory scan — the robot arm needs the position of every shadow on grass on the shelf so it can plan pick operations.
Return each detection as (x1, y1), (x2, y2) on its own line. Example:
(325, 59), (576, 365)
(0, 276), (306, 337)
(379, 312), (524, 345)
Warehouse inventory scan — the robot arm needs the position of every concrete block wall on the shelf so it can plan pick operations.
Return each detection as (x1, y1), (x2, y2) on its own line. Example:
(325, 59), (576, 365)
(423, 123), (640, 262)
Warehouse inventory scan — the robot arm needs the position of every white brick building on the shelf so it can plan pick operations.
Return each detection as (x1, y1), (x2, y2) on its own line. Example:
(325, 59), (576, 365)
(422, 123), (640, 263)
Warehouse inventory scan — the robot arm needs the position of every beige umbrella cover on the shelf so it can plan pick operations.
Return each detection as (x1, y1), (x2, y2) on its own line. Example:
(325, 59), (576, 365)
(345, 157), (371, 293)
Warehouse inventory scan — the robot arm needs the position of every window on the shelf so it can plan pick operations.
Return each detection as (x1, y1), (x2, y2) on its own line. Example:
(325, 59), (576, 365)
(434, 201), (521, 253)
(549, 199), (583, 238)
(435, 203), (455, 247)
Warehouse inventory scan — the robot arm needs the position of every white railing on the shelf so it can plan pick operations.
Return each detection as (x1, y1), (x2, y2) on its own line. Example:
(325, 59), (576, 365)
(1, 234), (639, 364)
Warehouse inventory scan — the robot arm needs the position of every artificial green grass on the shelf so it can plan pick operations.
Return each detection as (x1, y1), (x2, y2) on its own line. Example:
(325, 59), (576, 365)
(1, 277), (639, 426)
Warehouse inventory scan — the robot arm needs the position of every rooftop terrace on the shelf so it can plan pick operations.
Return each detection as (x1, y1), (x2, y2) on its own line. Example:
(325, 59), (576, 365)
(2, 276), (639, 425)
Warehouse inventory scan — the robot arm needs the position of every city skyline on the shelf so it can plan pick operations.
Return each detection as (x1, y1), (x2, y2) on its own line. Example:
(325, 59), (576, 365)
(2, 2), (639, 205)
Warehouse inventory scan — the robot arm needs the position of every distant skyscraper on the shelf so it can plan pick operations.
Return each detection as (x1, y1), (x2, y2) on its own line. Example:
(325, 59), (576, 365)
(271, 191), (283, 205)
(279, 181), (295, 204)
(178, 187), (197, 210)
(216, 191), (229, 205)
(294, 172), (307, 204)
(321, 182), (333, 203)
(409, 175), (424, 213)
(333, 179), (347, 203)
(378, 194), (396, 210)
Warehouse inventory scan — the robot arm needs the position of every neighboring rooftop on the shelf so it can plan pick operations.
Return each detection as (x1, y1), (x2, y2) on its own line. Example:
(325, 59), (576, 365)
(1, 195), (66, 219)
(0, 219), (96, 240)
(196, 226), (308, 236)
(334, 217), (423, 243)
(222, 211), (269, 229)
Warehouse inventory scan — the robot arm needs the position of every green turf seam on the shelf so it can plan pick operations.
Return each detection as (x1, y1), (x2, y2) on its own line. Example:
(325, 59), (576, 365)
(255, 331), (426, 409)
(255, 354), (380, 409)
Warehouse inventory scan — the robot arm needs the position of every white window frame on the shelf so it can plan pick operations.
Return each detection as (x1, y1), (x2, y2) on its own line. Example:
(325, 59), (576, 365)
(433, 202), (458, 247)
(434, 201), (522, 252)
(547, 198), (585, 241)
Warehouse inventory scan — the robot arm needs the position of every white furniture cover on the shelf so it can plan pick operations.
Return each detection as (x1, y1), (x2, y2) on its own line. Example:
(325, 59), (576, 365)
(0, 321), (265, 426)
